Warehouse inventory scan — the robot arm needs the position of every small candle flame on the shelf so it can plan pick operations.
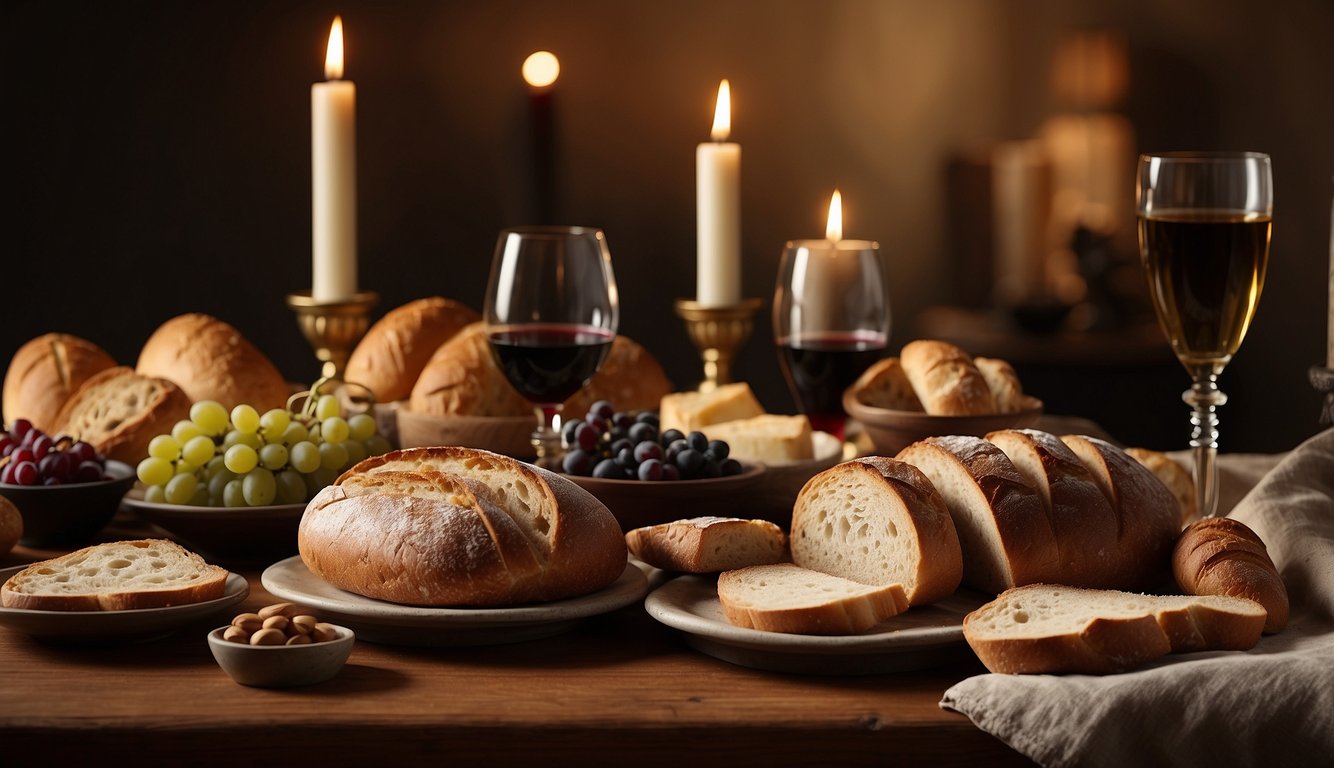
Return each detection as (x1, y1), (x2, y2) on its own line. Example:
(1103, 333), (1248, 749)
(324, 17), (345, 80)
(826, 189), (843, 243)
(522, 51), (560, 88)
(710, 79), (731, 142)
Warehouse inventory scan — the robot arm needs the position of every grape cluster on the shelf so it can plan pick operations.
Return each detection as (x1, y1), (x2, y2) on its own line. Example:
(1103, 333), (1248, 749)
(560, 400), (742, 481)
(0, 419), (111, 486)
(135, 396), (392, 507)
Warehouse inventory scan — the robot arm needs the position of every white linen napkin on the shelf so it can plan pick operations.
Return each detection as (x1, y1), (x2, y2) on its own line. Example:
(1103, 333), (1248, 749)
(940, 428), (1334, 768)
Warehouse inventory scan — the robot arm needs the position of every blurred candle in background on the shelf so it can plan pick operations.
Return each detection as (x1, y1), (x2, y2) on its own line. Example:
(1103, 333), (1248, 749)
(523, 51), (560, 224)
(311, 16), (357, 302)
(696, 79), (741, 307)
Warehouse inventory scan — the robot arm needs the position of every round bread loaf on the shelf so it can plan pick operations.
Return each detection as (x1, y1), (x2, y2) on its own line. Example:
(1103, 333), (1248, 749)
(3, 333), (117, 431)
(53, 367), (192, 464)
(564, 335), (672, 416)
(1173, 517), (1288, 633)
(346, 297), (481, 403)
(136, 313), (289, 412)
(408, 323), (532, 417)
(300, 446), (627, 606)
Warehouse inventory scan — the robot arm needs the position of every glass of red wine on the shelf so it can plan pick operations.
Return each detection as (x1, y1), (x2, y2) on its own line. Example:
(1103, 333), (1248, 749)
(773, 195), (889, 443)
(484, 225), (619, 463)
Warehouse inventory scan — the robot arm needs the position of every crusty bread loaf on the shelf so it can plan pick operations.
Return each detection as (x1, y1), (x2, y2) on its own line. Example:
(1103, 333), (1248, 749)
(625, 517), (786, 573)
(408, 323), (533, 418)
(0, 539), (229, 611)
(136, 313), (290, 412)
(1174, 517), (1289, 633)
(850, 357), (924, 411)
(564, 335), (672, 416)
(658, 382), (765, 434)
(1126, 447), (1198, 525)
(974, 357), (1025, 413)
(0, 496), (21, 556)
(791, 457), (962, 606)
(899, 340), (997, 416)
(52, 367), (192, 464)
(698, 414), (814, 464)
(963, 584), (1267, 674)
(717, 563), (909, 634)
(302, 446), (626, 606)
(346, 297), (481, 404)
(3, 333), (118, 432)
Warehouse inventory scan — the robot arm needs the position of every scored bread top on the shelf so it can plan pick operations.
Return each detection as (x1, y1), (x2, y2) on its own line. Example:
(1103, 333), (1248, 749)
(1173, 517), (1289, 633)
(1, 539), (228, 611)
(53, 366), (192, 465)
(2, 333), (118, 432)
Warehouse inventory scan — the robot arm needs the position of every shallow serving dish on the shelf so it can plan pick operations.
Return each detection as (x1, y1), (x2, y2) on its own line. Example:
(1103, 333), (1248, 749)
(207, 622), (354, 688)
(566, 463), (768, 531)
(121, 490), (305, 561)
(0, 460), (137, 547)
(396, 408), (536, 459)
(844, 390), (1043, 456)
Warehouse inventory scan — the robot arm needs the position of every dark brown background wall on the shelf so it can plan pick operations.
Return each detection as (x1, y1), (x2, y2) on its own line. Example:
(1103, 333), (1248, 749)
(3, 0), (1331, 453)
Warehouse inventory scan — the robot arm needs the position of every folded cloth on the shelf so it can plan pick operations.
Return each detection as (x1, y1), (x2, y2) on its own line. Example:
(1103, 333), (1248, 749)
(941, 428), (1334, 768)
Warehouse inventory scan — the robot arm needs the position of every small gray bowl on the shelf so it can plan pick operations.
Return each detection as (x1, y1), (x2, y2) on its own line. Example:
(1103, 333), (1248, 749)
(207, 623), (354, 687)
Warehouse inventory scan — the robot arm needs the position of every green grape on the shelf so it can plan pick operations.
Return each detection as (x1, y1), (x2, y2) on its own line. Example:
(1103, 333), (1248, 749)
(315, 394), (341, 420)
(321, 416), (349, 444)
(290, 441), (321, 473)
(148, 435), (181, 461)
(343, 439), (367, 468)
(347, 413), (376, 441)
(260, 408), (291, 436)
(189, 484), (210, 507)
(165, 473), (199, 505)
(365, 435), (392, 457)
(181, 435), (216, 467)
(231, 404), (260, 434)
(308, 423), (322, 443)
(304, 466), (338, 495)
(223, 444), (259, 474)
(191, 400), (230, 436)
(275, 470), (307, 504)
(280, 422), (310, 446)
(207, 468), (236, 500)
(242, 467), (277, 506)
(174, 460), (198, 476)
(259, 443), (288, 471)
(205, 455), (229, 479)
(223, 479), (246, 508)
(171, 419), (205, 443)
(144, 484), (167, 504)
(137, 457), (174, 487)
(319, 441), (349, 471)
(223, 430), (264, 451)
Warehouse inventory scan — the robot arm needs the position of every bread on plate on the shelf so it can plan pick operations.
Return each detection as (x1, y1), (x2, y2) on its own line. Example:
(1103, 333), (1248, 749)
(1, 539), (228, 611)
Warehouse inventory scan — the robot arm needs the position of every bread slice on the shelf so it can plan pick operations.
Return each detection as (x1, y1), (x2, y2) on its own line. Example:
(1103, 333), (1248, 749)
(1, 539), (228, 611)
(718, 563), (909, 634)
(625, 517), (786, 573)
(698, 414), (814, 464)
(658, 382), (765, 434)
(791, 457), (961, 605)
(850, 357), (923, 411)
(53, 366), (192, 464)
(963, 584), (1267, 674)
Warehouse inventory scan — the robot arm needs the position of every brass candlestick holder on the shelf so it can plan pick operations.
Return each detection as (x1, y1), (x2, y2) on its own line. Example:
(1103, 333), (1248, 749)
(675, 298), (764, 392)
(287, 290), (379, 380)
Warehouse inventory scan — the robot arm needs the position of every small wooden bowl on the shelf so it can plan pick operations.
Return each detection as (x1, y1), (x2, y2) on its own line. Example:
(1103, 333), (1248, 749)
(396, 408), (536, 459)
(843, 391), (1043, 456)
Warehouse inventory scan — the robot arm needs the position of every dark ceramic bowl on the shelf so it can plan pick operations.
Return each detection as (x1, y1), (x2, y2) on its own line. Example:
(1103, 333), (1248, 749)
(0, 460), (136, 547)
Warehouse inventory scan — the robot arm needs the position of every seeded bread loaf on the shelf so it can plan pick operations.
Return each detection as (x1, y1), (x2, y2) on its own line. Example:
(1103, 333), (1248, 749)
(625, 517), (786, 573)
(1173, 517), (1288, 633)
(136, 313), (290, 412)
(698, 414), (814, 464)
(962, 584), (1267, 674)
(346, 297), (481, 403)
(53, 366), (192, 464)
(717, 563), (909, 634)
(899, 340), (997, 416)
(3, 333), (118, 432)
(1, 539), (229, 611)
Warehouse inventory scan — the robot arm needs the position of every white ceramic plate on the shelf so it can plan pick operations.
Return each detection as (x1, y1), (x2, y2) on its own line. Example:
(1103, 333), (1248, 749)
(0, 568), (248, 642)
(644, 575), (988, 674)
(262, 557), (650, 646)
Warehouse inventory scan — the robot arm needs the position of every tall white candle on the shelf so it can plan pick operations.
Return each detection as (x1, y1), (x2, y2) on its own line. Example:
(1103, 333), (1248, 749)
(696, 79), (741, 307)
(311, 16), (357, 302)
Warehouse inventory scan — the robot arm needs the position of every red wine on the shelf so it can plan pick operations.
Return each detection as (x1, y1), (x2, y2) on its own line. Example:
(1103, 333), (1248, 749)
(489, 325), (614, 406)
(777, 331), (887, 438)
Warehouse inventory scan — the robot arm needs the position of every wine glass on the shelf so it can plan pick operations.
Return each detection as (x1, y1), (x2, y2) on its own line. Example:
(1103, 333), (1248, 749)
(773, 237), (890, 442)
(1136, 152), (1272, 518)
(484, 226), (619, 463)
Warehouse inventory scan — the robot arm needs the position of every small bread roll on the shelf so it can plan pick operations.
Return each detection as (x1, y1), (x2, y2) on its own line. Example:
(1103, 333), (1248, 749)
(346, 297), (480, 403)
(1173, 517), (1288, 633)
(899, 340), (997, 416)
(3, 333), (117, 431)
(409, 323), (532, 417)
(136, 314), (289, 412)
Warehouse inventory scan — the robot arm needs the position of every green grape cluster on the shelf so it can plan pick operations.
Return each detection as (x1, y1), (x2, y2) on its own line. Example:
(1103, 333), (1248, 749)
(135, 396), (391, 507)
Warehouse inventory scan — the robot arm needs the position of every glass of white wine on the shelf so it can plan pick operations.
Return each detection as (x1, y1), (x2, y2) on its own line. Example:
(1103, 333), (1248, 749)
(1136, 152), (1272, 518)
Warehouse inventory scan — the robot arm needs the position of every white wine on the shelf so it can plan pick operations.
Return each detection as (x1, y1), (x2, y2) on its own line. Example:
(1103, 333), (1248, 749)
(1139, 210), (1271, 374)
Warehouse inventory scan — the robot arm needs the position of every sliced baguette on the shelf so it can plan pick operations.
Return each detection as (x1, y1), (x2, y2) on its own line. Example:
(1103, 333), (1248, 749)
(717, 563), (909, 635)
(899, 340), (997, 416)
(1, 539), (229, 611)
(963, 584), (1267, 674)
(625, 517), (786, 574)
(790, 457), (962, 605)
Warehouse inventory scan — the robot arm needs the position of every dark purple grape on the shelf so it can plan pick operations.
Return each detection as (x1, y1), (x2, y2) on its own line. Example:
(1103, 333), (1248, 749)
(42, 476), (63, 486)
(633, 441), (663, 464)
(686, 431), (709, 452)
(638, 458), (664, 481)
(628, 422), (657, 445)
(561, 418), (583, 446)
(615, 447), (635, 467)
(661, 463), (681, 481)
(10, 448), (34, 467)
(665, 438), (688, 464)
(31, 434), (54, 460)
(561, 449), (594, 477)
(9, 418), (33, 442)
(590, 400), (615, 420)
(659, 428), (685, 447)
(39, 452), (73, 482)
(721, 458), (744, 476)
(574, 422), (600, 452)
(635, 412), (660, 428)
(592, 458), (624, 479)
(611, 412), (634, 435)
(609, 437), (633, 457)
(675, 448), (705, 477)
(707, 440), (730, 462)
(0, 463), (14, 484)
(13, 460), (39, 486)
(699, 459), (722, 479)
(69, 441), (99, 465)
(1, 443), (13, 458)
(75, 460), (107, 483)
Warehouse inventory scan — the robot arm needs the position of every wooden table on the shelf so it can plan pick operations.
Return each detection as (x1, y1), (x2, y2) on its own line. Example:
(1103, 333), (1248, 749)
(0, 540), (1030, 766)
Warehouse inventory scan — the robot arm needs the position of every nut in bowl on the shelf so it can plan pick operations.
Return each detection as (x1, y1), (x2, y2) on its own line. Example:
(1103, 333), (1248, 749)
(207, 602), (354, 688)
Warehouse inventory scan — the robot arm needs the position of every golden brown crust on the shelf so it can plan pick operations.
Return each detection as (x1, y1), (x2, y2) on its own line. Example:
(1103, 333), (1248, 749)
(3, 333), (118, 431)
(408, 323), (533, 417)
(346, 298), (481, 403)
(974, 357), (1025, 413)
(624, 517), (786, 573)
(1126, 447), (1198, 525)
(900, 340), (997, 416)
(1173, 517), (1289, 633)
(52, 367), (192, 464)
(0, 497), (22, 555)
(136, 313), (289, 412)
(564, 335), (671, 416)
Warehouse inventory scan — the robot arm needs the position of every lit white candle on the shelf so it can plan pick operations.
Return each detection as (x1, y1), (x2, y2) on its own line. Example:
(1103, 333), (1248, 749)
(696, 79), (741, 307)
(311, 16), (357, 302)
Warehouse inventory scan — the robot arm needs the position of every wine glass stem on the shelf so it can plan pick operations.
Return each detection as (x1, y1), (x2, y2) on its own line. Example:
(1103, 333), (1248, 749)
(530, 406), (563, 468)
(1183, 375), (1227, 518)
